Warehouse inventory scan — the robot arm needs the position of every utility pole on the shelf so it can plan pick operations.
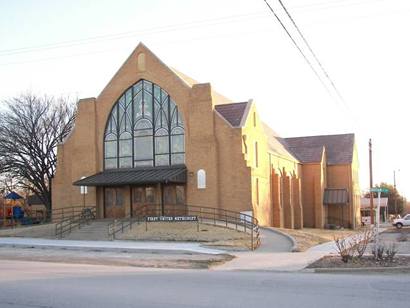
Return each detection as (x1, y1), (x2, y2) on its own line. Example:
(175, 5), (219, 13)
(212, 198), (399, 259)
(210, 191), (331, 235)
(369, 139), (374, 224)
(393, 170), (398, 215)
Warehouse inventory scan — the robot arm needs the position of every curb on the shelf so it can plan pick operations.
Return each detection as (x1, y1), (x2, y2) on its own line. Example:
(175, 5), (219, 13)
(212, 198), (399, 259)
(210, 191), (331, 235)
(0, 240), (226, 255)
(307, 266), (410, 274)
(0, 243), (209, 255)
(262, 227), (298, 252)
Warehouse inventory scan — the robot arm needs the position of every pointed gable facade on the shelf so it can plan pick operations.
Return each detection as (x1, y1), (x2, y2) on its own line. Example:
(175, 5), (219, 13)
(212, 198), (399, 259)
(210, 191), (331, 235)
(52, 43), (360, 230)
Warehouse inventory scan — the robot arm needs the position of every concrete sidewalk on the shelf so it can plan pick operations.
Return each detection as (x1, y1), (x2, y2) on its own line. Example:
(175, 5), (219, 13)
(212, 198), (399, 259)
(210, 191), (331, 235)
(214, 228), (336, 272)
(216, 230), (386, 271)
(0, 237), (226, 255)
(213, 251), (328, 271)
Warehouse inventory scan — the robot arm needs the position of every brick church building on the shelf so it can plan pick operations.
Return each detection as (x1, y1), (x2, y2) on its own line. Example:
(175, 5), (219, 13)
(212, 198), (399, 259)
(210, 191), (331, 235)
(52, 43), (361, 229)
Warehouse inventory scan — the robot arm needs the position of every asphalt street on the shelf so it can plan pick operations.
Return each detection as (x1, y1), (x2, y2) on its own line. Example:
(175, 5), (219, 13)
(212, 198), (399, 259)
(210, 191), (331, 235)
(0, 260), (409, 308)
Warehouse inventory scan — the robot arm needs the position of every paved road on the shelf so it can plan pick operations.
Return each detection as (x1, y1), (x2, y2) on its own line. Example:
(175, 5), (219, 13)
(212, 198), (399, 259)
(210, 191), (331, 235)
(0, 260), (409, 308)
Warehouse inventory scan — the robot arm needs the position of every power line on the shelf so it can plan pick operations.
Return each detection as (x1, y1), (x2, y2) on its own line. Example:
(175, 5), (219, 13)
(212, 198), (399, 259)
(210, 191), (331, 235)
(277, 0), (345, 103)
(0, 0), (385, 58)
(262, 0), (335, 100)
(0, 12), (265, 57)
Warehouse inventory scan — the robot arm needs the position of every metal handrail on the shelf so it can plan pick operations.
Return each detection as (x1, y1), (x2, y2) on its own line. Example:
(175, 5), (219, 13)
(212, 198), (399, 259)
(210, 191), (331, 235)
(55, 206), (96, 239)
(108, 204), (260, 250)
(52, 205), (96, 223)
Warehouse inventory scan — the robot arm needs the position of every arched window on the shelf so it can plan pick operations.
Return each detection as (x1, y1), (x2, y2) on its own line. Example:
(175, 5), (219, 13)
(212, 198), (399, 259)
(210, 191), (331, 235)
(103, 79), (185, 169)
(197, 169), (206, 189)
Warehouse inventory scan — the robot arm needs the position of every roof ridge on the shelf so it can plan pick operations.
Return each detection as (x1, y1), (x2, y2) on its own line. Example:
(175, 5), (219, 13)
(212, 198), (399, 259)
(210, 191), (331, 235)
(285, 133), (354, 139)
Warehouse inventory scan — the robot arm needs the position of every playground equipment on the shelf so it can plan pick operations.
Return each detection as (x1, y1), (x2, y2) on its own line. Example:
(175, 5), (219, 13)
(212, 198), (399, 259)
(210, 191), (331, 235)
(0, 191), (45, 228)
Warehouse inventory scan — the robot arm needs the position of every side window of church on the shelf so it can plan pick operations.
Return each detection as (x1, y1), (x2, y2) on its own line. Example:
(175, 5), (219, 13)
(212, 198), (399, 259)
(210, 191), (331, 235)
(197, 169), (206, 189)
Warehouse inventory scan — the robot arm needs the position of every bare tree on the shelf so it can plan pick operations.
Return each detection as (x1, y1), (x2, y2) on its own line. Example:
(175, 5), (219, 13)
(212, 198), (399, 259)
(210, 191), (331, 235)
(0, 93), (76, 217)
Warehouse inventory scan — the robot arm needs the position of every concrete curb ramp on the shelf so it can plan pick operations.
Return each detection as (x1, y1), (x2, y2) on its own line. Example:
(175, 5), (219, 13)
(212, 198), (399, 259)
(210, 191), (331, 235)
(0, 237), (226, 255)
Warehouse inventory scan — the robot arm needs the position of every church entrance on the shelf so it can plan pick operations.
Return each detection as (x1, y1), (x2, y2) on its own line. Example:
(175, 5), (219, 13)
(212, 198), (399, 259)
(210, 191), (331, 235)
(102, 184), (186, 219)
(104, 187), (126, 219)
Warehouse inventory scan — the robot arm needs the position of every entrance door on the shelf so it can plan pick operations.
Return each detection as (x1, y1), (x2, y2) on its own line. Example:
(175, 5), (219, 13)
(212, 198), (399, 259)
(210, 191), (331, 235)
(163, 185), (186, 216)
(104, 187), (126, 219)
(132, 186), (158, 217)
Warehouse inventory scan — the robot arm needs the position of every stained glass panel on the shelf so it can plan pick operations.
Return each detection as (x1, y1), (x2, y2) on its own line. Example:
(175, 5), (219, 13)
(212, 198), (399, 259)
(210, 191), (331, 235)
(103, 79), (185, 169)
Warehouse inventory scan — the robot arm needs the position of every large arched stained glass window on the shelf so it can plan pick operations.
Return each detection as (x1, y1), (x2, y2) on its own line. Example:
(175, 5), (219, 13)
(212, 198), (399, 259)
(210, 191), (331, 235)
(103, 79), (185, 169)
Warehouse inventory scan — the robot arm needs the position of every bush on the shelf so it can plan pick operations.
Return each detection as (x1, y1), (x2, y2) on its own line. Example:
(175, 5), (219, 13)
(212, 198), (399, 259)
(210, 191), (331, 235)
(372, 245), (385, 261)
(334, 237), (353, 263)
(334, 228), (374, 263)
(385, 243), (398, 262)
(372, 242), (398, 263)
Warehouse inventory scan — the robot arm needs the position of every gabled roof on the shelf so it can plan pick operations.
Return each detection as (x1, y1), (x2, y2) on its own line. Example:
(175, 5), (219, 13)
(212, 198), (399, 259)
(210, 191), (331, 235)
(284, 146), (325, 163)
(4, 191), (23, 200)
(215, 102), (249, 127)
(262, 123), (299, 162)
(171, 67), (232, 104)
(283, 134), (355, 165)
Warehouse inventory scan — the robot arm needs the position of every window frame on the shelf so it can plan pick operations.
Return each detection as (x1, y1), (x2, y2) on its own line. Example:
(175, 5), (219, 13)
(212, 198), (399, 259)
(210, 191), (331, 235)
(103, 79), (185, 169)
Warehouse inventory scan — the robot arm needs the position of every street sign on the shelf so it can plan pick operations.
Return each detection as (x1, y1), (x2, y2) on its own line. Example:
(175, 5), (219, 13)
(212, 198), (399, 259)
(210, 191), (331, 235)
(369, 187), (389, 254)
(370, 187), (389, 193)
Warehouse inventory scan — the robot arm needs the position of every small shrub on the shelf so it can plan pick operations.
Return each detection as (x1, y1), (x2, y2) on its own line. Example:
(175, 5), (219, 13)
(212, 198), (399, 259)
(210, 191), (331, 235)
(352, 228), (374, 258)
(384, 242), (398, 263)
(334, 237), (354, 263)
(372, 245), (385, 261)
(334, 228), (374, 263)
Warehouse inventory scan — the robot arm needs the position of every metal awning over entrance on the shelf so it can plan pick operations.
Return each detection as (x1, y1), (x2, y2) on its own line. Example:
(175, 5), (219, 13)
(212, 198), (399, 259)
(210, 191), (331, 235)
(323, 188), (349, 205)
(73, 165), (187, 187)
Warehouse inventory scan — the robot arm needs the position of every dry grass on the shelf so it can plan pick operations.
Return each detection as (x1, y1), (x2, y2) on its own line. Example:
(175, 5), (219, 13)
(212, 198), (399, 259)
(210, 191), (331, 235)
(0, 223), (56, 238)
(0, 247), (234, 269)
(117, 222), (251, 249)
(279, 228), (361, 252)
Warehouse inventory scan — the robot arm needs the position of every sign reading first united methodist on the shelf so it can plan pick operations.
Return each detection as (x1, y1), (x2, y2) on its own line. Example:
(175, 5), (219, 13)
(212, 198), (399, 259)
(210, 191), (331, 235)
(146, 216), (198, 222)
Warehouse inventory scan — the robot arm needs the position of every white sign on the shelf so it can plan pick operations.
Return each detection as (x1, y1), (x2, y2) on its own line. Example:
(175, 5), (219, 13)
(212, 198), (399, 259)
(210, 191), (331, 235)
(197, 169), (206, 189)
(80, 176), (88, 194)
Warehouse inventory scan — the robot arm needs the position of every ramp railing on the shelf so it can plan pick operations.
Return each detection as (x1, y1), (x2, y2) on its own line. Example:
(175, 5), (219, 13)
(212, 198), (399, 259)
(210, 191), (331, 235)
(108, 204), (260, 250)
(55, 206), (96, 239)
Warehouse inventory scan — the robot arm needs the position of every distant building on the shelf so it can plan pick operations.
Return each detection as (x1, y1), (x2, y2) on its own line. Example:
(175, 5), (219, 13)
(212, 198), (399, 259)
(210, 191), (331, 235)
(52, 43), (361, 229)
(360, 197), (388, 224)
(26, 195), (47, 219)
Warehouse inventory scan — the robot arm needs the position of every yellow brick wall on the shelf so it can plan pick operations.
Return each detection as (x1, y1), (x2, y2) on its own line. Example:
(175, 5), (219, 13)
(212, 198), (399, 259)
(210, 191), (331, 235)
(51, 43), (360, 230)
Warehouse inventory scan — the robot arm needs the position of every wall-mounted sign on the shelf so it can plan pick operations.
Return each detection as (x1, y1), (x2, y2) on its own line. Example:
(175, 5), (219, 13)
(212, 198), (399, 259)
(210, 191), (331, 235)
(80, 176), (88, 195)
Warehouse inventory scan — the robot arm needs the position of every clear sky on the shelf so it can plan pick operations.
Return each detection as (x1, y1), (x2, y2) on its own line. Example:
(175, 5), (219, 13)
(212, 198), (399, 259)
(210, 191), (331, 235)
(0, 0), (408, 197)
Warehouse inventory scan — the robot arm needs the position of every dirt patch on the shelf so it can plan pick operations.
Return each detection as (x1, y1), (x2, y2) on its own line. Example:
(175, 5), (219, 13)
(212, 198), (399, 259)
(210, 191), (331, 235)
(0, 246), (234, 269)
(117, 222), (252, 249)
(308, 255), (410, 269)
(278, 228), (362, 252)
